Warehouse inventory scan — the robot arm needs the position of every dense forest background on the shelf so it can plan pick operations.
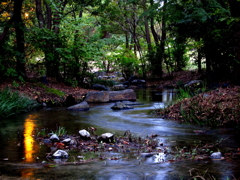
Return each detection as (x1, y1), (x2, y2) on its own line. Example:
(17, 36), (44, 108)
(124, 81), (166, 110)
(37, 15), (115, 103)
(1, 0), (240, 87)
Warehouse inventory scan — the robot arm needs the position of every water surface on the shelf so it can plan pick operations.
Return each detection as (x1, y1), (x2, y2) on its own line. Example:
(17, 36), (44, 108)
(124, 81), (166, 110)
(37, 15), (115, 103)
(0, 88), (239, 179)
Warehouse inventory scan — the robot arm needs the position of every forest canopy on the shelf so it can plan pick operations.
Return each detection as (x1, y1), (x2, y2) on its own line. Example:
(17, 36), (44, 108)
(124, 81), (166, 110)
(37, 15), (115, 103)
(1, 0), (240, 86)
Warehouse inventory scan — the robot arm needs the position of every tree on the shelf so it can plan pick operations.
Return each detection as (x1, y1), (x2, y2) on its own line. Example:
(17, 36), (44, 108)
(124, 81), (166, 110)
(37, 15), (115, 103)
(229, 0), (240, 84)
(0, 0), (27, 79)
(14, 0), (26, 78)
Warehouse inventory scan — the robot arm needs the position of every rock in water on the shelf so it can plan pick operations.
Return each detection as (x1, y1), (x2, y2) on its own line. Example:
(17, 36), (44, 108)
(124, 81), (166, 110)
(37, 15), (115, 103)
(111, 102), (134, 110)
(50, 134), (59, 142)
(79, 129), (91, 140)
(52, 150), (68, 158)
(84, 91), (110, 102)
(67, 101), (89, 111)
(210, 152), (222, 159)
(97, 133), (114, 143)
(85, 89), (136, 102)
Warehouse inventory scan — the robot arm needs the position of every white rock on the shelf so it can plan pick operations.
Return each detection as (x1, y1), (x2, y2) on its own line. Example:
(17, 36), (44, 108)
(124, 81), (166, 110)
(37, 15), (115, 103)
(50, 134), (59, 142)
(53, 150), (68, 158)
(210, 152), (222, 159)
(79, 129), (90, 138)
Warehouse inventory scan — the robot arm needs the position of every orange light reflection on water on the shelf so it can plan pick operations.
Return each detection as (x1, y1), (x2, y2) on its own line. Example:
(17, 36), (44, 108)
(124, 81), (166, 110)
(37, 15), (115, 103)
(22, 115), (39, 178)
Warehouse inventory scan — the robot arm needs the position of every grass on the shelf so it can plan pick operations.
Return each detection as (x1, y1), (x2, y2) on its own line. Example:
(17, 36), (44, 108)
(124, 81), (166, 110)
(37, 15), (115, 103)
(0, 88), (39, 119)
(157, 87), (240, 127)
(36, 126), (67, 137)
(36, 83), (65, 97)
(51, 126), (67, 136)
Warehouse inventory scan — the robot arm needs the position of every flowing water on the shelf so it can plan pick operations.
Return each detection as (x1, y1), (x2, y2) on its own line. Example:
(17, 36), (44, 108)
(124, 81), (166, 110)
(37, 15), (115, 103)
(0, 88), (240, 180)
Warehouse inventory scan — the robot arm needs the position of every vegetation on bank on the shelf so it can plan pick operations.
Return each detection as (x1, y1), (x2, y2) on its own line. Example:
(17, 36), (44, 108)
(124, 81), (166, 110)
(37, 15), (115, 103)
(154, 86), (240, 127)
(1, 0), (240, 88)
(0, 88), (39, 119)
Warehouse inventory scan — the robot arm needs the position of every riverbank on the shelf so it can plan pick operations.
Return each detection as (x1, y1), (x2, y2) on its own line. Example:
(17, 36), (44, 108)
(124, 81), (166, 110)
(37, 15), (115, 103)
(154, 86), (240, 127)
(0, 70), (201, 102)
(0, 77), (97, 105)
(1, 70), (239, 127)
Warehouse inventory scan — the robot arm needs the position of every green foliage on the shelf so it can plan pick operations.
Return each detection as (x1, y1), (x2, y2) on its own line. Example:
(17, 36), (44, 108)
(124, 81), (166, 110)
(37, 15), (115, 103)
(176, 87), (194, 100)
(0, 88), (39, 119)
(37, 83), (65, 97)
(12, 81), (20, 88)
(37, 128), (47, 137)
(175, 81), (207, 102)
(92, 78), (116, 87)
(36, 126), (67, 137)
(114, 48), (139, 80)
(51, 126), (67, 136)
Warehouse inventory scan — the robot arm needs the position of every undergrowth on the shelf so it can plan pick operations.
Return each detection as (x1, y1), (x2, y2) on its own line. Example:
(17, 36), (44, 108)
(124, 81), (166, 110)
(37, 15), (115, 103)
(92, 78), (116, 87)
(155, 86), (240, 127)
(37, 83), (65, 97)
(0, 88), (39, 119)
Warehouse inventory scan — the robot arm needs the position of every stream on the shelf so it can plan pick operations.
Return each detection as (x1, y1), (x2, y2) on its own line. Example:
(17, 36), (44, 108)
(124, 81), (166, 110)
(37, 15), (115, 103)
(0, 88), (240, 180)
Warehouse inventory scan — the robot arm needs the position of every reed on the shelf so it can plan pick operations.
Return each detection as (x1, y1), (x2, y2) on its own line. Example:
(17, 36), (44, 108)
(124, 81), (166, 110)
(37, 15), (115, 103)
(0, 88), (39, 119)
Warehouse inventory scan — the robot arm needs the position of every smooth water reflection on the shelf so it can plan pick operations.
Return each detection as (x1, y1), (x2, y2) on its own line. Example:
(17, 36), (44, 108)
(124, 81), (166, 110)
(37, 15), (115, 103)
(23, 115), (38, 163)
(0, 88), (240, 180)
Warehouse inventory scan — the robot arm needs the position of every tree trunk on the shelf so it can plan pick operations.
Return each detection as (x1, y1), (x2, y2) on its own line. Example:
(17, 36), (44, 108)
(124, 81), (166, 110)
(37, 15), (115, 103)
(143, 0), (152, 52)
(197, 48), (202, 73)
(229, 0), (240, 84)
(150, 0), (159, 46)
(35, 0), (44, 28)
(14, 0), (26, 78)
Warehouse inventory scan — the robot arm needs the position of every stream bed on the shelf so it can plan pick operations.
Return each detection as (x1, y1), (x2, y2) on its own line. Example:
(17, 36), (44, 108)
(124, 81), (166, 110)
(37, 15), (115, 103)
(0, 88), (240, 180)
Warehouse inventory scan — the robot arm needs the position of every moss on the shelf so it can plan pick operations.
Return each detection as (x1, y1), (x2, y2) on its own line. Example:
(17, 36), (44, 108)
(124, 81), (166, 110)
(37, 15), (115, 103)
(36, 83), (65, 97)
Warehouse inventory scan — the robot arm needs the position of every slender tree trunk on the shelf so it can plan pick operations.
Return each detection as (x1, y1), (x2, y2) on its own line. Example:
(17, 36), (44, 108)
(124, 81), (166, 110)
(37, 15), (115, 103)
(73, 10), (83, 85)
(143, 0), (152, 52)
(125, 32), (129, 49)
(197, 48), (202, 73)
(35, 0), (44, 28)
(150, 0), (159, 45)
(14, 0), (26, 78)
(229, 0), (240, 84)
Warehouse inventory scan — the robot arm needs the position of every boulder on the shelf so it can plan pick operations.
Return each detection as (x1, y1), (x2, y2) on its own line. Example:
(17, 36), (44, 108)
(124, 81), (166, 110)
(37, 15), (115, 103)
(109, 89), (136, 101)
(123, 75), (146, 87)
(122, 101), (143, 106)
(92, 84), (109, 91)
(210, 152), (222, 159)
(79, 129), (91, 140)
(84, 91), (109, 102)
(67, 101), (89, 111)
(97, 133), (114, 143)
(184, 80), (202, 88)
(50, 134), (59, 142)
(52, 150), (68, 158)
(62, 138), (77, 146)
(111, 102), (134, 110)
(112, 84), (126, 91)
(130, 79), (146, 86)
(65, 94), (76, 107)
(85, 89), (136, 102)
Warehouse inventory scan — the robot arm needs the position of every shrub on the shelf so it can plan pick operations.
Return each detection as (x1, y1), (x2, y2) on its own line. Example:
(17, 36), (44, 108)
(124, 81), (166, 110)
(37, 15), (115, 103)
(0, 88), (39, 119)
(92, 78), (116, 87)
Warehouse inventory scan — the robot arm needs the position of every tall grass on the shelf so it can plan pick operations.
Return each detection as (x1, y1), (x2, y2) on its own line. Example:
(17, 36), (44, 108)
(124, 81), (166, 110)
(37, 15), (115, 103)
(175, 80), (207, 102)
(0, 88), (39, 119)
